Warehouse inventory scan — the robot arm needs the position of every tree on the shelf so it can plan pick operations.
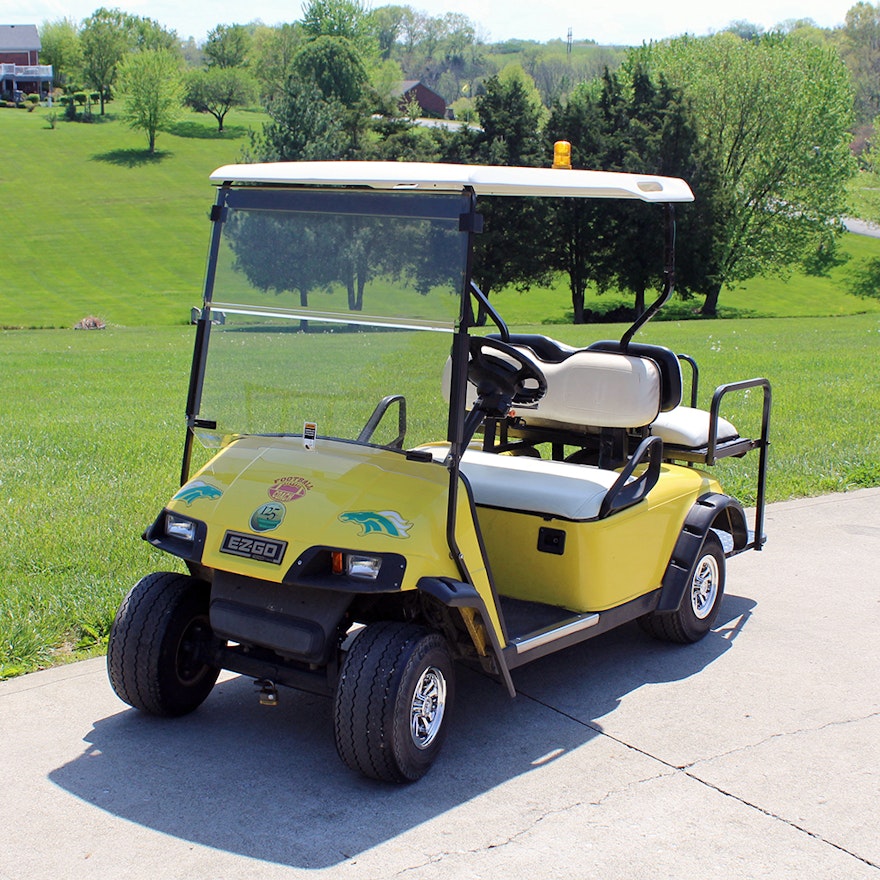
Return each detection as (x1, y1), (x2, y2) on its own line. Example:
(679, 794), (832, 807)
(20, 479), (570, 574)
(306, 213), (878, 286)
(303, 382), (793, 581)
(544, 81), (606, 323)
(301, 0), (378, 62)
(251, 23), (303, 102)
(646, 33), (855, 315)
(369, 5), (408, 60)
(128, 16), (180, 53)
(291, 35), (369, 108)
(467, 72), (554, 321)
(599, 62), (715, 315)
(38, 18), (83, 90)
(185, 67), (256, 131)
(204, 23), (252, 69)
(287, 35), (374, 156)
(80, 7), (132, 114)
(254, 74), (346, 161)
(118, 49), (184, 152)
(723, 20), (765, 42)
(839, 2), (880, 126)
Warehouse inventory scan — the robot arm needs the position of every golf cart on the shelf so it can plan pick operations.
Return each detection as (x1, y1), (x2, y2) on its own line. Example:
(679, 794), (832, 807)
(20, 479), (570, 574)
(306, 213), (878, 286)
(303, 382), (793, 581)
(107, 151), (771, 783)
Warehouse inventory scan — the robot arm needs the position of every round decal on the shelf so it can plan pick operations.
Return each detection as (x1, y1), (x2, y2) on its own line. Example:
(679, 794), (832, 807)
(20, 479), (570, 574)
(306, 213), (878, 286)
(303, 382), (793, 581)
(250, 502), (286, 532)
(268, 476), (313, 502)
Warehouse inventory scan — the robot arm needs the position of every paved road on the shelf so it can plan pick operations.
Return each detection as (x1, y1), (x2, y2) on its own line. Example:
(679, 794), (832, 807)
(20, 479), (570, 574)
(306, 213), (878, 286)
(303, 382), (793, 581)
(844, 216), (880, 238)
(2, 489), (879, 880)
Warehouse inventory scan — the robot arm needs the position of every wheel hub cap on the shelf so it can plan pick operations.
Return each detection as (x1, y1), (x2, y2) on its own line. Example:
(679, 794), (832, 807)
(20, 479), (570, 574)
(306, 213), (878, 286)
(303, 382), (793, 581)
(410, 666), (447, 749)
(691, 554), (720, 619)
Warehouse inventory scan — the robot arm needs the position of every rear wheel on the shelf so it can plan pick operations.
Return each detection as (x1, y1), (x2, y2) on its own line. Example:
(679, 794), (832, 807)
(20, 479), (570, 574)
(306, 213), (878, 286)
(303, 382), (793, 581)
(107, 571), (221, 717)
(333, 621), (455, 783)
(640, 532), (726, 644)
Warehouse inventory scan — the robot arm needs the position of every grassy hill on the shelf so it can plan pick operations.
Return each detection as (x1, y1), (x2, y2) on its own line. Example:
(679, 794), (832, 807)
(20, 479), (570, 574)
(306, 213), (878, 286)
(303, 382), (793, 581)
(0, 106), (263, 329)
(2, 105), (879, 329)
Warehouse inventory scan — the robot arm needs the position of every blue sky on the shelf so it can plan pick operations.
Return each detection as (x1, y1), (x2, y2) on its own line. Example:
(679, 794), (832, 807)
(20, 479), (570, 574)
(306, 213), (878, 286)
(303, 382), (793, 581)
(8, 0), (855, 45)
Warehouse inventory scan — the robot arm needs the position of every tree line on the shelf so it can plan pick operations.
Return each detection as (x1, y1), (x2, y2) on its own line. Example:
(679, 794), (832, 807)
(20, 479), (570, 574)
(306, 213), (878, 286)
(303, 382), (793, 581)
(35, 2), (860, 317)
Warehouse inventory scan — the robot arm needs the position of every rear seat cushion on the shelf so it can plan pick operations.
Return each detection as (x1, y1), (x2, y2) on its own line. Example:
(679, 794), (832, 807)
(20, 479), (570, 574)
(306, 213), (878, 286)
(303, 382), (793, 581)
(651, 406), (738, 449)
(419, 446), (621, 520)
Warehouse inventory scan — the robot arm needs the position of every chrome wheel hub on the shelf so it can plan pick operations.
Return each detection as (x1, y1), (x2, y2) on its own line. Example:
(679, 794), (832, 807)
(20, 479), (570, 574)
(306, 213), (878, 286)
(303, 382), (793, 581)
(691, 553), (720, 619)
(410, 666), (447, 749)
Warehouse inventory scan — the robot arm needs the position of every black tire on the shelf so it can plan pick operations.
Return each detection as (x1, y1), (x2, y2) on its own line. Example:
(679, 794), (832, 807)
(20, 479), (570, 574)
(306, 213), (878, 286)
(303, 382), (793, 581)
(334, 622), (455, 783)
(640, 532), (726, 644)
(107, 571), (221, 717)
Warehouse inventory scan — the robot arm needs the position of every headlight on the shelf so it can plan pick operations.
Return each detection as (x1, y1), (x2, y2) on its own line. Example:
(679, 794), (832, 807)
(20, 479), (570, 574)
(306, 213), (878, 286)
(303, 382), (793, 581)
(165, 514), (197, 542)
(346, 555), (382, 580)
(331, 550), (382, 581)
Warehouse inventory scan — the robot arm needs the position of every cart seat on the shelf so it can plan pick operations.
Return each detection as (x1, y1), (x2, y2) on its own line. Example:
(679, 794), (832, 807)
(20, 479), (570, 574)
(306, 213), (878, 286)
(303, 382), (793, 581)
(418, 446), (627, 520)
(448, 334), (745, 466)
(445, 344), (663, 430)
(651, 406), (739, 449)
(506, 336), (744, 462)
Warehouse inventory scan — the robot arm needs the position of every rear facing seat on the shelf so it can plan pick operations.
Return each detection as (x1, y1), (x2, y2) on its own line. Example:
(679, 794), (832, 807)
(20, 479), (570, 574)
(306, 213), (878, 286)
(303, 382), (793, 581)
(506, 335), (743, 462)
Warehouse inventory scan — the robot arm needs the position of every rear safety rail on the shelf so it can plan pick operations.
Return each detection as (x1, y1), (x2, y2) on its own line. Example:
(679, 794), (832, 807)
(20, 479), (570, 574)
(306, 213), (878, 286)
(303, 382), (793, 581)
(709, 378), (771, 552)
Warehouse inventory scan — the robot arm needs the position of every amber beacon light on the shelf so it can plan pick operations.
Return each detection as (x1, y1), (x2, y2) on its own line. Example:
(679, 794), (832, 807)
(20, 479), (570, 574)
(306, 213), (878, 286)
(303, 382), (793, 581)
(552, 140), (572, 169)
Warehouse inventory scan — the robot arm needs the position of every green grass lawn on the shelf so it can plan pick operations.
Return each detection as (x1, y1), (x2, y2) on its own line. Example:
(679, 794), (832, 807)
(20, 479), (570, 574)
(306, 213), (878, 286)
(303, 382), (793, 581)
(0, 107), (264, 329)
(3, 106), (880, 329)
(1, 107), (879, 680)
(2, 314), (879, 678)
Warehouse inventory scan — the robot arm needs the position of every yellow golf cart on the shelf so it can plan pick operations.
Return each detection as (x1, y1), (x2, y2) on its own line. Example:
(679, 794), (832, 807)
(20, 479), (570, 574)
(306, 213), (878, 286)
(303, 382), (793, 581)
(107, 155), (770, 782)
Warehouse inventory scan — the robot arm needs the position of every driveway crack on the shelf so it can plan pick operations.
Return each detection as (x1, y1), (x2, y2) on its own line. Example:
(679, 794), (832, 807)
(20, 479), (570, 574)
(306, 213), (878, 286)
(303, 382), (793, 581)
(517, 690), (880, 871)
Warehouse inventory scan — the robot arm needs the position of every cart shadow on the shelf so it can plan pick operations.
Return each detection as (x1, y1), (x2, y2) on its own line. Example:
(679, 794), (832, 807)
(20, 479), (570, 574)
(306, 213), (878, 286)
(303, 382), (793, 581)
(49, 594), (754, 869)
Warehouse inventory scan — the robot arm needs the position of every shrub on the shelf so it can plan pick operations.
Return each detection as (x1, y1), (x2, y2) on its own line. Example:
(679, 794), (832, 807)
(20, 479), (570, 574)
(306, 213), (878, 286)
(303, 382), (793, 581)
(26, 94), (40, 104)
(74, 92), (87, 106)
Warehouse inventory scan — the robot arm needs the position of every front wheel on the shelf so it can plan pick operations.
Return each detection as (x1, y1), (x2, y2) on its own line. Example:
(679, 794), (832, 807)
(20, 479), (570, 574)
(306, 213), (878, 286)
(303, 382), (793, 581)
(107, 571), (221, 717)
(640, 532), (726, 644)
(333, 622), (455, 783)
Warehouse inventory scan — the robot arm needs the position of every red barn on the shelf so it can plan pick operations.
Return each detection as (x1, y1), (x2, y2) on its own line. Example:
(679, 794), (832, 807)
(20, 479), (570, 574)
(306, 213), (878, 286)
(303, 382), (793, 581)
(394, 80), (448, 119)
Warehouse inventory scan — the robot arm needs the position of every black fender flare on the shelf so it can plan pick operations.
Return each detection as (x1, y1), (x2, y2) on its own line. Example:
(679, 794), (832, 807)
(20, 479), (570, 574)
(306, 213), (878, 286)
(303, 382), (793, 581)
(417, 576), (516, 697)
(655, 493), (748, 614)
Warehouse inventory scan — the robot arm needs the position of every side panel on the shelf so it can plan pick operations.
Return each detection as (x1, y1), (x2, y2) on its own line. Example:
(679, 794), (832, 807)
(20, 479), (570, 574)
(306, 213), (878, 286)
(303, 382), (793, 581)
(476, 465), (721, 612)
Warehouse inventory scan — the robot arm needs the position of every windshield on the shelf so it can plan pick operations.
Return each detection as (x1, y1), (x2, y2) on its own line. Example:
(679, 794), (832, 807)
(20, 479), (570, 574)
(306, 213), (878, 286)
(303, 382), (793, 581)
(193, 187), (472, 449)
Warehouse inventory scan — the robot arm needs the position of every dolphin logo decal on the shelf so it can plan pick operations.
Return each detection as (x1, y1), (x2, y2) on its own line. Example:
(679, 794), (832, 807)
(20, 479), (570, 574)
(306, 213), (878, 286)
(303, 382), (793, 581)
(173, 480), (223, 506)
(338, 510), (413, 539)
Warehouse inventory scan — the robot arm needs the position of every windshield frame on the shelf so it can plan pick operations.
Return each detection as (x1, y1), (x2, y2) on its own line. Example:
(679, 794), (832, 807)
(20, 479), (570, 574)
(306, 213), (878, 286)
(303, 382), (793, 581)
(180, 182), (481, 484)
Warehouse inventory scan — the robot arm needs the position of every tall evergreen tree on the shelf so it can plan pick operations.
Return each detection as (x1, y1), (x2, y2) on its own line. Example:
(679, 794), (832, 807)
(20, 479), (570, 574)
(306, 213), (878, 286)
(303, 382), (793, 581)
(466, 72), (553, 321)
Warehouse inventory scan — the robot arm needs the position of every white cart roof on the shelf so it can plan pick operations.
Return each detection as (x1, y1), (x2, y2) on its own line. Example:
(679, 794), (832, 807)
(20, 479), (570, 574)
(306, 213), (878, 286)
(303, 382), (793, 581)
(209, 160), (694, 203)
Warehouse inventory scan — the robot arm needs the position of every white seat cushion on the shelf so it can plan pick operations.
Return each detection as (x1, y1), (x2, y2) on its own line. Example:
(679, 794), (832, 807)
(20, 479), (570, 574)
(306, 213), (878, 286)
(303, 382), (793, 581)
(651, 406), (738, 449)
(419, 446), (620, 520)
(443, 347), (662, 430)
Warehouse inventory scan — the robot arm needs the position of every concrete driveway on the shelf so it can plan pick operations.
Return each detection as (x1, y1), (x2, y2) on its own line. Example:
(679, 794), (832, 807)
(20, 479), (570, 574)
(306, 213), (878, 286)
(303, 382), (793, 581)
(1, 488), (878, 879)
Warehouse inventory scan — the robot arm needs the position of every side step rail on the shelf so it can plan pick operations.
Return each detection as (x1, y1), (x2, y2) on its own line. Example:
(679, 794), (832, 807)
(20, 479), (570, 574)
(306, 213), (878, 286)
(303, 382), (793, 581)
(503, 590), (659, 671)
(509, 613), (599, 656)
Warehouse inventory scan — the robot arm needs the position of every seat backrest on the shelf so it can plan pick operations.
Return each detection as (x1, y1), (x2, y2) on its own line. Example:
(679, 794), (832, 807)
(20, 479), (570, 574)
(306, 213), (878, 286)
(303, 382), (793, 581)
(587, 340), (683, 413)
(513, 348), (661, 429)
(442, 338), (662, 430)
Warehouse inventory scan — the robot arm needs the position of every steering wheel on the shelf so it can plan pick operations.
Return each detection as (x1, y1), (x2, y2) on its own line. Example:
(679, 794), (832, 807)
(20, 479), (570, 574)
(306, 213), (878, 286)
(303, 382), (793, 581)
(467, 337), (547, 412)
